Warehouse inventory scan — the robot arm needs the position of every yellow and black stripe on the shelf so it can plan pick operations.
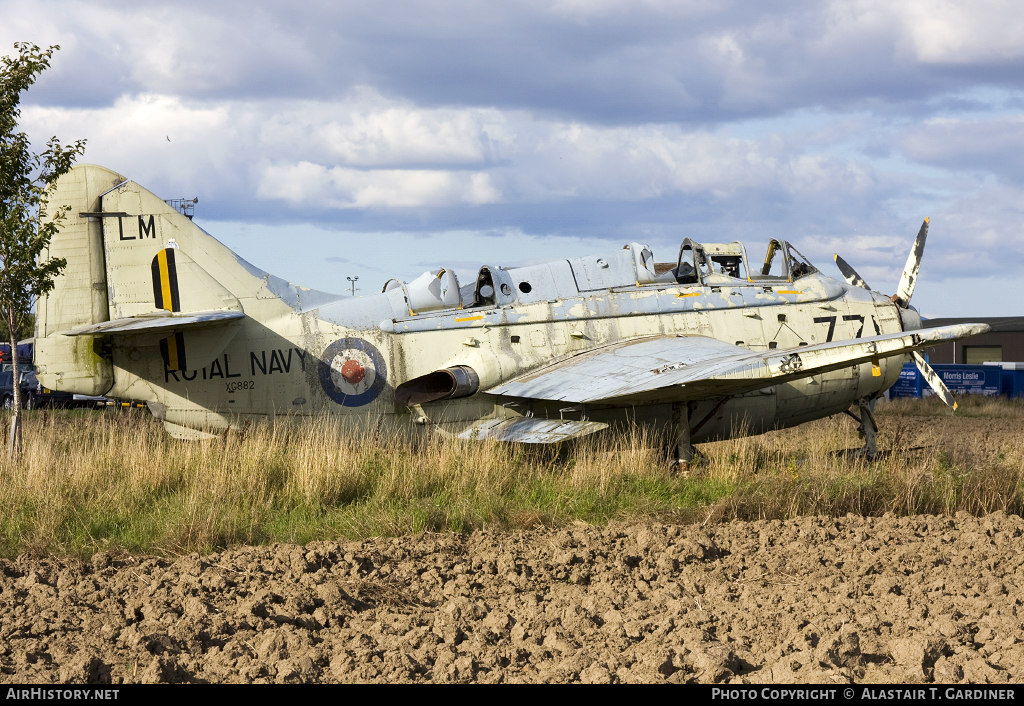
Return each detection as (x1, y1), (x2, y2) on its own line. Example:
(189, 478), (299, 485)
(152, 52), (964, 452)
(160, 331), (187, 371)
(151, 248), (181, 312)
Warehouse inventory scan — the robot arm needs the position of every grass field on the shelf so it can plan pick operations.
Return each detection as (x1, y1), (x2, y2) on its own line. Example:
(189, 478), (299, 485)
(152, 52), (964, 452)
(1, 395), (1022, 558)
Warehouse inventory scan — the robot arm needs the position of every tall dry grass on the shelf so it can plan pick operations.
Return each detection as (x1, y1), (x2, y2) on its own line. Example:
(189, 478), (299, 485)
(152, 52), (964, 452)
(698, 396), (1024, 522)
(0, 397), (1021, 558)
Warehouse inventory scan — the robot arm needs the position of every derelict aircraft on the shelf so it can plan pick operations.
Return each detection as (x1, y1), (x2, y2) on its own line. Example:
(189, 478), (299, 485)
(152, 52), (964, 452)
(35, 164), (987, 466)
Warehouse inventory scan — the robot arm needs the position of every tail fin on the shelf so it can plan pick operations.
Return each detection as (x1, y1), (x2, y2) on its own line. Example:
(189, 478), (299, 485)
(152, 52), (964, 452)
(37, 164), (326, 392)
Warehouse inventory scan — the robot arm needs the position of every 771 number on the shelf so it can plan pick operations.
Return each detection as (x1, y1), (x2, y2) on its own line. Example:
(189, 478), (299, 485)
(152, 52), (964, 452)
(813, 315), (865, 342)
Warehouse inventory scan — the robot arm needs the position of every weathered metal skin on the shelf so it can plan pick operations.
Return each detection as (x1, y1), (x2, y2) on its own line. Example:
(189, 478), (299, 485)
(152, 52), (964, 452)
(35, 165), (989, 444)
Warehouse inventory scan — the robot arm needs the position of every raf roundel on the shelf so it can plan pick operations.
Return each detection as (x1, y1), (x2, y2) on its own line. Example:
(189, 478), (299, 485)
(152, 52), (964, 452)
(318, 338), (387, 407)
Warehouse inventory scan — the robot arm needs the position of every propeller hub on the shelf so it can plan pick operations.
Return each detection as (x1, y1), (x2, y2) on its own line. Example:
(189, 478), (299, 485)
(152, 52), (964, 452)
(900, 304), (922, 332)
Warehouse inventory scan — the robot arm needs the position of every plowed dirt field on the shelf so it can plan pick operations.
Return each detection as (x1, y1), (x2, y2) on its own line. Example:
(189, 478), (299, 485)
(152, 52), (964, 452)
(2, 512), (1022, 684)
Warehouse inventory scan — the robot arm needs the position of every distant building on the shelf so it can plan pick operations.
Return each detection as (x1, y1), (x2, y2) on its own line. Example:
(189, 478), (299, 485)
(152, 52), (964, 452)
(920, 317), (1024, 364)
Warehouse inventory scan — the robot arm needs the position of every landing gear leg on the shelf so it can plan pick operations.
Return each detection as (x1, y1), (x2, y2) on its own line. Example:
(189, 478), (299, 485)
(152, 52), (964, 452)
(853, 397), (878, 460)
(671, 402), (694, 475)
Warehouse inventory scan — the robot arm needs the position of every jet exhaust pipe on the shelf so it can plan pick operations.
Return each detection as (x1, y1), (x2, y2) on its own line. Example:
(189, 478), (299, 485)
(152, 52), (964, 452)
(395, 365), (480, 406)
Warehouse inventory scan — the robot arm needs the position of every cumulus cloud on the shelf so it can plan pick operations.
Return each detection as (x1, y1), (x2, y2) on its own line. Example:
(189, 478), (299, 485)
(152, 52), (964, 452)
(20, 94), (252, 209)
(871, 0), (1024, 64)
(22, 89), (880, 210)
(257, 94), (506, 168)
(258, 162), (500, 208)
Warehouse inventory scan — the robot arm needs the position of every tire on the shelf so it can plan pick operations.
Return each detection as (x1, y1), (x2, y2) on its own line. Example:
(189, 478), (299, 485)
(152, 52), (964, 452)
(2, 396), (12, 411)
(24, 394), (34, 411)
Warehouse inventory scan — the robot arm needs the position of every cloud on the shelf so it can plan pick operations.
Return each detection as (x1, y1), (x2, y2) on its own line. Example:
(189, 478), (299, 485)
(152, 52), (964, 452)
(258, 162), (500, 208)
(900, 116), (1024, 182)
(20, 94), (249, 209)
(22, 89), (880, 211)
(258, 92), (506, 168)
(8, 0), (1024, 124)
(868, 0), (1024, 64)
(14, 86), (972, 280)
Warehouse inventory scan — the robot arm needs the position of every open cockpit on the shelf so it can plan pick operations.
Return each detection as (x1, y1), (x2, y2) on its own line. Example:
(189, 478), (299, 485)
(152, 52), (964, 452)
(379, 237), (820, 319)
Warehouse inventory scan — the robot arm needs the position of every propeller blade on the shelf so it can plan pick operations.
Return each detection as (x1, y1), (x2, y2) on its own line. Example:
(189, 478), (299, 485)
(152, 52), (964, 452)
(834, 254), (871, 290)
(912, 351), (957, 410)
(893, 218), (929, 308)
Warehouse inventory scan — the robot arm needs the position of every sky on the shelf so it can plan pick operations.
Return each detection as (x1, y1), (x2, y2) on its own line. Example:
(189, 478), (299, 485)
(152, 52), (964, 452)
(5, 0), (1024, 316)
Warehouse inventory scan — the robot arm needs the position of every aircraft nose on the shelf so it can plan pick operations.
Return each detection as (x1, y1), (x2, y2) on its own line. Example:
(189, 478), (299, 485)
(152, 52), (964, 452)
(902, 304), (922, 331)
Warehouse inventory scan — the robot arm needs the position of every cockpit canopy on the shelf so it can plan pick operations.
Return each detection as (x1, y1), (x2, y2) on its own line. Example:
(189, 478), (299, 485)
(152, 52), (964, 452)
(676, 238), (817, 286)
(383, 268), (463, 316)
(383, 238), (818, 318)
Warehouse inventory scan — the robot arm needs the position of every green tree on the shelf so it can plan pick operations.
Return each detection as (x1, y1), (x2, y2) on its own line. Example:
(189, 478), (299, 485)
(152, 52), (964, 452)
(0, 311), (34, 343)
(0, 43), (85, 455)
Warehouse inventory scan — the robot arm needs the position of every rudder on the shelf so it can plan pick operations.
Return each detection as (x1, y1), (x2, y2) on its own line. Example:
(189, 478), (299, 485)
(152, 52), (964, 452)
(35, 164), (124, 395)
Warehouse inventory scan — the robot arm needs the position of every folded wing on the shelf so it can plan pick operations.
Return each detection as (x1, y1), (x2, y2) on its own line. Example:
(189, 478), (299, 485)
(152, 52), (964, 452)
(486, 324), (990, 405)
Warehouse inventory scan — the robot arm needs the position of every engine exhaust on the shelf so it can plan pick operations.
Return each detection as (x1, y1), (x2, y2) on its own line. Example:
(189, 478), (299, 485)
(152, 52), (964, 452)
(395, 365), (480, 406)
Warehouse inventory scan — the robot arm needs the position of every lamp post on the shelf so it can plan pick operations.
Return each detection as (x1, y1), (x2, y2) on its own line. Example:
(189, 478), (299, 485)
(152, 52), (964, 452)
(346, 276), (359, 297)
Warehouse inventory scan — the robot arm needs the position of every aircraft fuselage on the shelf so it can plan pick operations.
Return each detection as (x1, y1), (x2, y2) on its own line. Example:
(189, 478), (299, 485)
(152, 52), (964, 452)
(113, 264), (905, 442)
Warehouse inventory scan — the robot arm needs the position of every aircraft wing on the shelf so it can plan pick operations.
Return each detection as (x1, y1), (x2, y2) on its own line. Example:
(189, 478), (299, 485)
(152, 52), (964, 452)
(485, 323), (990, 405)
(64, 310), (245, 336)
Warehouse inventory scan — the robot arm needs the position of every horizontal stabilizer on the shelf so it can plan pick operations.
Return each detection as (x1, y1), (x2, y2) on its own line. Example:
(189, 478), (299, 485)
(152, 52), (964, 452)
(456, 417), (607, 443)
(64, 241), (246, 371)
(487, 323), (991, 405)
(64, 310), (245, 336)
